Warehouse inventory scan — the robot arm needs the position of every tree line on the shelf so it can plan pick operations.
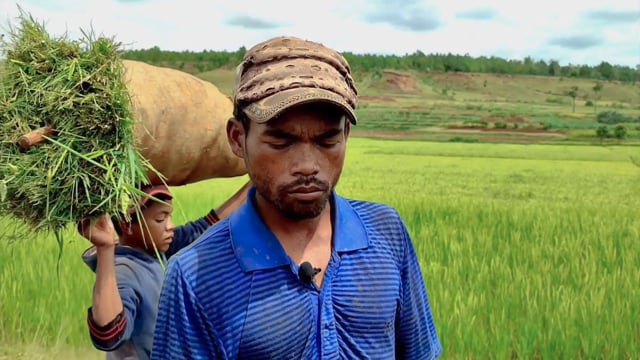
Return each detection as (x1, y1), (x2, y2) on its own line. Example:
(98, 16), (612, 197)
(120, 46), (638, 83)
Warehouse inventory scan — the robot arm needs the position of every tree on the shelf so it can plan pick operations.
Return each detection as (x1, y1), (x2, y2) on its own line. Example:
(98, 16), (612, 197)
(578, 65), (592, 78)
(548, 60), (561, 76)
(116, 47), (639, 82)
(596, 61), (614, 80)
(596, 125), (609, 141)
(566, 86), (579, 112)
(523, 56), (536, 74)
(592, 82), (604, 113)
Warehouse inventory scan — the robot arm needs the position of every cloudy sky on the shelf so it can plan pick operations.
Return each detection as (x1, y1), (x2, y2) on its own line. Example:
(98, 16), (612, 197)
(1, 0), (638, 67)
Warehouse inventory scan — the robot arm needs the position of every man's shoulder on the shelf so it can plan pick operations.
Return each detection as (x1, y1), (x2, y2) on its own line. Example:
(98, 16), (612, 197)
(168, 220), (235, 274)
(164, 219), (250, 305)
(337, 195), (411, 262)
(344, 197), (397, 212)
(339, 196), (402, 223)
(337, 195), (411, 245)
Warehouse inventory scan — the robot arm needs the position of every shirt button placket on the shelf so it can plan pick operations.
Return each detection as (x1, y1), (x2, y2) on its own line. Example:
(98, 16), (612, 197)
(320, 300), (338, 357)
(320, 254), (339, 359)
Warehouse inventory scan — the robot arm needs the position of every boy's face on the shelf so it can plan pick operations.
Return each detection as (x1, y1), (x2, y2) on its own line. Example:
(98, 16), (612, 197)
(130, 199), (175, 253)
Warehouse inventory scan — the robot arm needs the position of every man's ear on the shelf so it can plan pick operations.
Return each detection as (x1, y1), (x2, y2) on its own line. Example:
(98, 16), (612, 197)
(344, 120), (351, 139)
(226, 117), (246, 158)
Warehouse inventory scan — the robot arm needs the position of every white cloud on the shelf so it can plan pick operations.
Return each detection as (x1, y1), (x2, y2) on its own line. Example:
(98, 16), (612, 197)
(0, 0), (637, 66)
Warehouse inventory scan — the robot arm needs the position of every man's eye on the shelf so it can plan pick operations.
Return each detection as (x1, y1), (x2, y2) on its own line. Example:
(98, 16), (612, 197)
(319, 141), (339, 148)
(269, 142), (290, 149)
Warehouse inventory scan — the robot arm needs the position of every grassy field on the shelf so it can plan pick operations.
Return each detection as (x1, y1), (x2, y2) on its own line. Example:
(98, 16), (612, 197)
(1, 137), (639, 358)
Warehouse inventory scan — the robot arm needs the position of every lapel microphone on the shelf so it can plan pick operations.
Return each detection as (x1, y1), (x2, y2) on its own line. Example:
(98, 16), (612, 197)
(299, 261), (321, 283)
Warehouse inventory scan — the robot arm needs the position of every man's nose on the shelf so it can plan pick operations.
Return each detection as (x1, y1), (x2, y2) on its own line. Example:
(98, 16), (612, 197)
(290, 143), (320, 177)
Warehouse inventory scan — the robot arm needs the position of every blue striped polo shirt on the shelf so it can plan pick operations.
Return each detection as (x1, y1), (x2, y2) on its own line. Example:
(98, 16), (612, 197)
(152, 188), (441, 359)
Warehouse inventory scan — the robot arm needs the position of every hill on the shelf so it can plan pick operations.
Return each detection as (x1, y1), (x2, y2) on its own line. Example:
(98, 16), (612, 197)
(197, 67), (640, 144)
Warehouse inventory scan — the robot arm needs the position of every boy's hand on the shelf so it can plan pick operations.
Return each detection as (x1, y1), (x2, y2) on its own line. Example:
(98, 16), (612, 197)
(78, 214), (119, 248)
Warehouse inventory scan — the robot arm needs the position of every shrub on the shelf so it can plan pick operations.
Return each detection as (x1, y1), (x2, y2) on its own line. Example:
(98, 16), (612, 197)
(462, 120), (487, 128)
(448, 136), (479, 143)
(546, 97), (565, 104)
(613, 125), (627, 139)
(596, 126), (609, 139)
(596, 111), (633, 125)
(494, 121), (507, 129)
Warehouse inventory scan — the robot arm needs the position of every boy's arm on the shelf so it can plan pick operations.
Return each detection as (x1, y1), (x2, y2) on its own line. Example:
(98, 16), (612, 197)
(78, 216), (123, 325)
(87, 260), (141, 351)
(79, 215), (138, 351)
(91, 245), (123, 324)
(212, 180), (252, 221)
(394, 216), (442, 359)
(166, 181), (251, 257)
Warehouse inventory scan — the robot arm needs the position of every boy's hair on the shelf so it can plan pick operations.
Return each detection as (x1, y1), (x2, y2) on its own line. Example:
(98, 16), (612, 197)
(112, 185), (173, 236)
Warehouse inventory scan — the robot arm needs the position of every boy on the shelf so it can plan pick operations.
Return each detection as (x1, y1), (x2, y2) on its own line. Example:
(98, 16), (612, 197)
(79, 181), (250, 360)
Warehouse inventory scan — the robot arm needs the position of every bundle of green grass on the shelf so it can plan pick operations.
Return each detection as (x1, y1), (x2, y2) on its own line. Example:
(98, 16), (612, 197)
(0, 12), (246, 237)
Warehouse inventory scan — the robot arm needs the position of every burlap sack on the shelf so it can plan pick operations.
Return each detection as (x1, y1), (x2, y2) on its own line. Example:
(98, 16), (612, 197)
(122, 60), (246, 186)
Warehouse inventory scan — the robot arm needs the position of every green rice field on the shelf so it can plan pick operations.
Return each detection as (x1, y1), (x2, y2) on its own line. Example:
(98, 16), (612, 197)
(1, 137), (639, 359)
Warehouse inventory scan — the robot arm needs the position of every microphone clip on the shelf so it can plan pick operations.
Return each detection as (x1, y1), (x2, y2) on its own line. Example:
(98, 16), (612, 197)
(299, 261), (321, 283)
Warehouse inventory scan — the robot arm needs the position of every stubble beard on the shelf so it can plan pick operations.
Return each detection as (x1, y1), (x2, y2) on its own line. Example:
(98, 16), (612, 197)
(261, 176), (336, 221)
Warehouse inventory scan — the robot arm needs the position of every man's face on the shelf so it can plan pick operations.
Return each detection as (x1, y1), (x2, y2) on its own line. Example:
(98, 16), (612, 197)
(130, 200), (175, 253)
(229, 104), (350, 220)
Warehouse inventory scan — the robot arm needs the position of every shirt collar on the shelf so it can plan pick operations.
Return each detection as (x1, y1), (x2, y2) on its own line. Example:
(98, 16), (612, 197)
(229, 187), (368, 272)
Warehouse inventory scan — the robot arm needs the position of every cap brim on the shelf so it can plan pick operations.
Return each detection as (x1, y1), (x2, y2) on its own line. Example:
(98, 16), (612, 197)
(134, 185), (173, 213)
(242, 88), (357, 125)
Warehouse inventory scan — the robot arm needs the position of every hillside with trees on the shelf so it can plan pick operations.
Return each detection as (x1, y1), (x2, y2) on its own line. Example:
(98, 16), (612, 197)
(120, 46), (639, 83)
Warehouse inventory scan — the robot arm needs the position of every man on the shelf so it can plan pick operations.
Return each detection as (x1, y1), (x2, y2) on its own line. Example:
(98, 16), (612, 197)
(151, 36), (441, 359)
(79, 181), (250, 360)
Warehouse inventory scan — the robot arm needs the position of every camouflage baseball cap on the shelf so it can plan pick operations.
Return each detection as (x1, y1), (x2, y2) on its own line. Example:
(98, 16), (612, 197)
(232, 36), (358, 124)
